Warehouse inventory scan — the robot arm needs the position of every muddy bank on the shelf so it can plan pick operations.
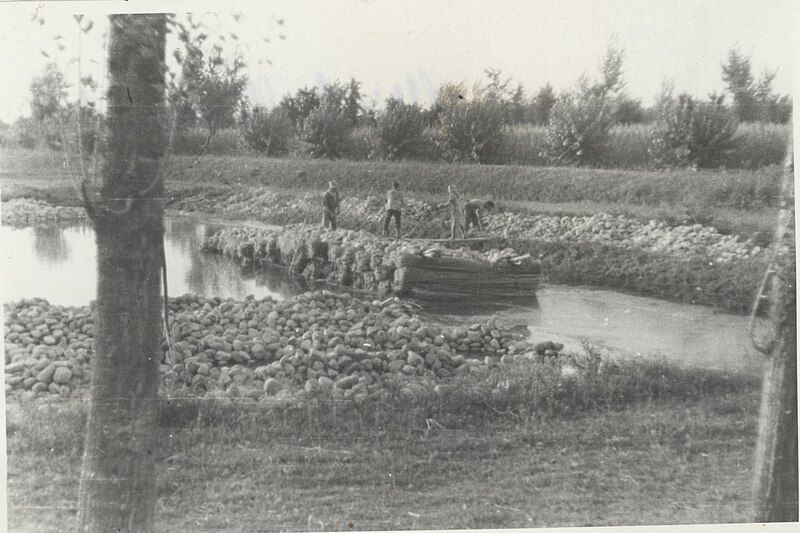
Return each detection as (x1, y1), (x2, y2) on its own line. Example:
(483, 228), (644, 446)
(4, 292), (567, 403)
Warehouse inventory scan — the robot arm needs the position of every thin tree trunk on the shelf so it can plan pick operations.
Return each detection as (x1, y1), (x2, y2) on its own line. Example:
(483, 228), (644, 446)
(77, 14), (167, 533)
(752, 136), (797, 522)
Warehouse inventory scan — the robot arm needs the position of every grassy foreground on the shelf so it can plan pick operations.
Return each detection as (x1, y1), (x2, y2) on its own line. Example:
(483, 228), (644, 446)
(8, 358), (761, 531)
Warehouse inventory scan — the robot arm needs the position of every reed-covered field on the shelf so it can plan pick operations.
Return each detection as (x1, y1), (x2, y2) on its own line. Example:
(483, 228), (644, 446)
(159, 121), (791, 171)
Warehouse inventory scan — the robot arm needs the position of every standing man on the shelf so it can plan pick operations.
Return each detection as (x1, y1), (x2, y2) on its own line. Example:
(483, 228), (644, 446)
(438, 185), (466, 240)
(383, 180), (405, 239)
(322, 181), (340, 230)
(463, 199), (496, 234)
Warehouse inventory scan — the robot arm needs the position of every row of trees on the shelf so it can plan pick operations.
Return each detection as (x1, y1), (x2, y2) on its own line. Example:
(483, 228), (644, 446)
(10, 37), (792, 170)
(177, 42), (794, 168)
(235, 44), (790, 168)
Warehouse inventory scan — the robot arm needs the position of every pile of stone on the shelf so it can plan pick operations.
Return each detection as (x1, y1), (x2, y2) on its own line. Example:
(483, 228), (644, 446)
(201, 225), (539, 297)
(169, 188), (448, 237)
(485, 211), (760, 263)
(4, 298), (93, 400)
(5, 292), (563, 403)
(2, 198), (87, 227)
(169, 188), (760, 264)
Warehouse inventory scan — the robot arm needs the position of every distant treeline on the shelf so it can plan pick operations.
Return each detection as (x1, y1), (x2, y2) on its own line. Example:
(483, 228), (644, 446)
(3, 45), (791, 171)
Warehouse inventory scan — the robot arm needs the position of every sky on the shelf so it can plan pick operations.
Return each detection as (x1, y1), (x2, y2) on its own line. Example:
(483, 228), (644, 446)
(0, 0), (796, 124)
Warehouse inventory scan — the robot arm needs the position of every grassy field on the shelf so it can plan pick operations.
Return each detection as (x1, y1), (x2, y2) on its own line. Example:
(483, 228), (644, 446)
(0, 148), (780, 239)
(160, 122), (790, 171)
(161, 154), (782, 211)
(7, 358), (762, 531)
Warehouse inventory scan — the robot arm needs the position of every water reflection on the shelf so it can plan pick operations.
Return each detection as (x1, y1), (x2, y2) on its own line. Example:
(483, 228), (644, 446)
(32, 226), (72, 265)
(0, 219), (294, 306)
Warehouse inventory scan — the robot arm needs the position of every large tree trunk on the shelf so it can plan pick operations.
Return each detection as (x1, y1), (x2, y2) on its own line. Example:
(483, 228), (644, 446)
(752, 138), (797, 522)
(77, 14), (167, 533)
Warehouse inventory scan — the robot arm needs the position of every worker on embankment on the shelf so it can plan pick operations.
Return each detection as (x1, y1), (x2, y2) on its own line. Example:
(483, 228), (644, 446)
(383, 180), (406, 239)
(438, 185), (466, 240)
(322, 181), (340, 230)
(463, 199), (495, 234)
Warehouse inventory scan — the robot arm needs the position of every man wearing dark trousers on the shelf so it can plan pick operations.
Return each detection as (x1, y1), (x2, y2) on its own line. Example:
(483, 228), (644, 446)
(322, 181), (340, 230)
(383, 180), (405, 239)
(463, 199), (495, 233)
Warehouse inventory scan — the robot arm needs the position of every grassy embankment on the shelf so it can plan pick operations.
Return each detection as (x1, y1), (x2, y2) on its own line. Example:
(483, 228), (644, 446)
(1, 148), (781, 233)
(8, 356), (761, 531)
(1, 149), (779, 312)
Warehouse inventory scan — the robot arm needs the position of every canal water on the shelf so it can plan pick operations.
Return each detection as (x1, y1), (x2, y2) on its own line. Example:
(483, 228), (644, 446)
(0, 218), (764, 373)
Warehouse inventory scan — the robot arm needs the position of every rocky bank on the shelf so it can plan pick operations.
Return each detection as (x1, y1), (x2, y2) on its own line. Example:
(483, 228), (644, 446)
(168, 189), (762, 263)
(4, 291), (564, 403)
(200, 224), (540, 297)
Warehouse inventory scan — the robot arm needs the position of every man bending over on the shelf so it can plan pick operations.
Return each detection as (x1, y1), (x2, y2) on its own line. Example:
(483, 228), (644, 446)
(463, 199), (495, 233)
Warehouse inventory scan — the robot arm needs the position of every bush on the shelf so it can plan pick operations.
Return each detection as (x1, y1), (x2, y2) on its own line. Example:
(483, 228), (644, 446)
(240, 106), (293, 156)
(525, 84), (557, 126)
(416, 127), (446, 162)
(303, 102), (353, 158)
(613, 95), (646, 125)
(649, 94), (738, 169)
(437, 87), (506, 163)
(496, 125), (549, 166)
(172, 128), (242, 155)
(762, 94), (792, 124)
(545, 84), (617, 166)
(345, 125), (381, 160)
(598, 125), (652, 169)
(0, 125), (14, 149)
(376, 97), (426, 160)
(722, 122), (790, 170)
(9, 107), (101, 157)
(13, 117), (39, 149)
(544, 45), (626, 166)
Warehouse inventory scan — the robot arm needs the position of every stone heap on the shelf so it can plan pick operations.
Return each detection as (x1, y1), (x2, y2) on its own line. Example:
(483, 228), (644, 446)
(201, 225), (537, 296)
(485, 211), (760, 263)
(5, 292), (562, 403)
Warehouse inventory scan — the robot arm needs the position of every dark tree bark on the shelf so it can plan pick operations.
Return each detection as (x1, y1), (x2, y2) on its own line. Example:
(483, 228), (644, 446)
(77, 14), (168, 533)
(752, 138), (797, 522)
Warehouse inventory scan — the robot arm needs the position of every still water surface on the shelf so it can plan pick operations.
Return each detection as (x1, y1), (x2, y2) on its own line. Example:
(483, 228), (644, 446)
(0, 219), (762, 372)
(1, 219), (299, 305)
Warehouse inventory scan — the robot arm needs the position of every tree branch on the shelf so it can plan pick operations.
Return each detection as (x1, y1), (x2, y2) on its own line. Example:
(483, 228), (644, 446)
(192, 126), (216, 165)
